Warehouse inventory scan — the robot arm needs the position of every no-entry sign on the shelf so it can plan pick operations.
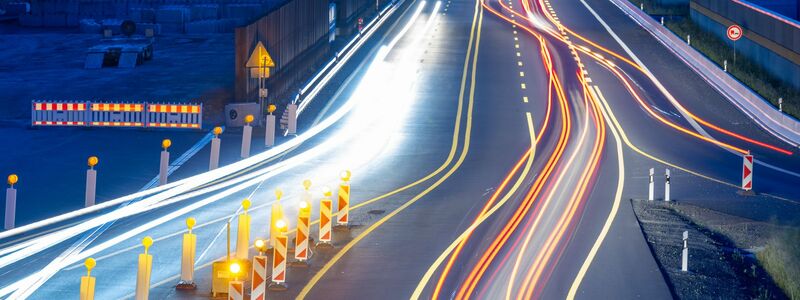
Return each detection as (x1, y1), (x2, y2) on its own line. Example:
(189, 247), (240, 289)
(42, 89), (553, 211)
(727, 25), (743, 41)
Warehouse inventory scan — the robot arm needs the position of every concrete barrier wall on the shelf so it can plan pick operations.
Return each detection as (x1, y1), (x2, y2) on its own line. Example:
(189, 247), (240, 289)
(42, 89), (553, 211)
(690, 0), (800, 89)
(233, 0), (330, 102)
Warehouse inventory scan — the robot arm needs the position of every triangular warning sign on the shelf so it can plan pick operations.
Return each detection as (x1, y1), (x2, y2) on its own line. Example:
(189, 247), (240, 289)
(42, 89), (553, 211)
(246, 42), (275, 68)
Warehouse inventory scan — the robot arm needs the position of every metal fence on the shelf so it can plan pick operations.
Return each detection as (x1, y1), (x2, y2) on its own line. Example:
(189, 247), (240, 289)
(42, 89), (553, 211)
(31, 100), (202, 129)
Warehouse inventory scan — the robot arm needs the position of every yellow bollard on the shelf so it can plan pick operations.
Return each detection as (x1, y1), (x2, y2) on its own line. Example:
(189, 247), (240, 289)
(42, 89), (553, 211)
(293, 180), (312, 266)
(235, 199), (251, 260)
(336, 170), (352, 229)
(79, 258), (96, 300)
(317, 186), (333, 248)
(135, 236), (153, 300)
(270, 189), (285, 249)
(269, 219), (288, 291)
(251, 239), (268, 300)
(228, 262), (244, 300)
(177, 218), (197, 289)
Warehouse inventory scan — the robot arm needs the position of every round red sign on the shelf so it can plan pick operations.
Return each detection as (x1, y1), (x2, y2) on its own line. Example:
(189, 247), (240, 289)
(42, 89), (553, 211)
(727, 25), (743, 41)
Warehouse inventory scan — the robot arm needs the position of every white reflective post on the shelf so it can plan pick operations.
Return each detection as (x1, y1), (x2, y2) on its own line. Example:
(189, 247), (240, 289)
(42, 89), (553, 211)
(159, 150), (169, 186)
(648, 168), (654, 201)
(85, 169), (97, 207)
(209, 136), (220, 170)
(681, 231), (688, 272)
(287, 104), (298, 135)
(5, 187), (16, 230)
(664, 169), (671, 202)
(241, 124), (252, 159)
(265, 114), (276, 147)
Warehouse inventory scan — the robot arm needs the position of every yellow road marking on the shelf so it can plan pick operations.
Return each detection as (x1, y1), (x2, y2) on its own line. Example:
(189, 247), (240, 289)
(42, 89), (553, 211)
(297, 1), (485, 298)
(411, 112), (537, 299)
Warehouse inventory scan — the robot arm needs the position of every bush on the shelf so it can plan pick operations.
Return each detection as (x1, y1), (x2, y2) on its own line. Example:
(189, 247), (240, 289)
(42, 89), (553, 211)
(757, 229), (800, 299)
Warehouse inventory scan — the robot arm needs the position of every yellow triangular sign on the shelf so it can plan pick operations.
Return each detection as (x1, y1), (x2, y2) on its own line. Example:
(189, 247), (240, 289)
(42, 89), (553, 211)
(246, 42), (275, 68)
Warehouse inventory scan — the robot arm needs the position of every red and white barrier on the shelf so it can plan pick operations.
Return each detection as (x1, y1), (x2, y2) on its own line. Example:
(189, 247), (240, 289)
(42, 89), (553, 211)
(318, 187), (333, 247)
(742, 154), (754, 191)
(337, 171), (352, 227)
(295, 186), (311, 264)
(269, 221), (288, 291)
(251, 255), (267, 300)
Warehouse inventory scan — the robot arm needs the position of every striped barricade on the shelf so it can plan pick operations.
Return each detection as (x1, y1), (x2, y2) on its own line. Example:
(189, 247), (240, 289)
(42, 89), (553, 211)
(90, 103), (146, 127)
(147, 103), (203, 129)
(31, 101), (88, 126)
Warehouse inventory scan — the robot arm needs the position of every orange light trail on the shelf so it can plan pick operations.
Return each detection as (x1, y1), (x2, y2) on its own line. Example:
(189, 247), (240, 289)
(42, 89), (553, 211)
(453, 2), (574, 296)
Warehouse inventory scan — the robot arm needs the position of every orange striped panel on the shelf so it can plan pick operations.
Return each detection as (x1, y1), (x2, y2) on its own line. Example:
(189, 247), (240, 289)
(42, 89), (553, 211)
(34, 102), (86, 111)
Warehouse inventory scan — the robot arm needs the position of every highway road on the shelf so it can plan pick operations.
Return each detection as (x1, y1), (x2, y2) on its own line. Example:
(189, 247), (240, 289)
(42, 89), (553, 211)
(2, 0), (800, 298)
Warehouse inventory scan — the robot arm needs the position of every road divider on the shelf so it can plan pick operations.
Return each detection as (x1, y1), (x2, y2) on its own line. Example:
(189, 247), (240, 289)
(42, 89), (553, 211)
(31, 101), (203, 129)
(317, 187), (334, 248)
(252, 239), (268, 300)
(742, 153), (754, 192)
(241, 115), (254, 158)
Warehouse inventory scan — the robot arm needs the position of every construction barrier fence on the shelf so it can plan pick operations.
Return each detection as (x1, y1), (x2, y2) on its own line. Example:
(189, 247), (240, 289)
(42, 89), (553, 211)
(32, 100), (203, 129)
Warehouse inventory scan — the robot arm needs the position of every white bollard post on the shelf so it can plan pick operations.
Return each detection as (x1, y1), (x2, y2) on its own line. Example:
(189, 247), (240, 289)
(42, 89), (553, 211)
(660, 16), (664, 25)
(681, 231), (688, 272)
(136, 237), (154, 300)
(724, 60), (727, 72)
(235, 199), (251, 260)
(5, 174), (18, 230)
(209, 127), (222, 170)
(177, 218), (197, 289)
(687, 34), (691, 45)
(640, 3), (643, 10)
(779, 97), (783, 112)
(648, 168), (654, 201)
(287, 104), (298, 135)
(85, 156), (98, 207)
(159, 139), (171, 186)
(265, 105), (277, 147)
(664, 169), (671, 202)
(241, 115), (254, 159)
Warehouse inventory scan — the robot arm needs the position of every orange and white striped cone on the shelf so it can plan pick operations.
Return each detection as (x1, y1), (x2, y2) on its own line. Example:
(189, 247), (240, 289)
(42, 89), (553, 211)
(292, 180), (312, 266)
(316, 186), (333, 249)
(135, 237), (154, 300)
(80, 258), (96, 300)
(335, 170), (351, 230)
(269, 220), (288, 291)
(177, 218), (197, 290)
(251, 255), (267, 300)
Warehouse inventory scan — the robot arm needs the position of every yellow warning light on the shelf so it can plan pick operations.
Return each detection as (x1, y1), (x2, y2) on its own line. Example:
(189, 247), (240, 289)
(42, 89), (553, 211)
(213, 126), (223, 136)
(254, 239), (266, 250)
(142, 236), (154, 253)
(186, 217), (196, 231)
(88, 156), (99, 167)
(162, 139), (172, 150)
(84, 258), (96, 276)
(275, 188), (283, 201)
(242, 198), (251, 211)
(268, 104), (277, 113)
(299, 201), (308, 210)
(229, 262), (241, 275)
(322, 186), (332, 197)
(302, 179), (312, 190)
(340, 170), (351, 181)
(245, 115), (254, 124)
(7, 174), (18, 186)
(275, 219), (287, 230)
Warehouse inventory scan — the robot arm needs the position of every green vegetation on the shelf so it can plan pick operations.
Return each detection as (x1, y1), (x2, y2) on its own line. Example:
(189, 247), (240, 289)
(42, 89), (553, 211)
(630, 0), (800, 121)
(757, 229), (800, 300)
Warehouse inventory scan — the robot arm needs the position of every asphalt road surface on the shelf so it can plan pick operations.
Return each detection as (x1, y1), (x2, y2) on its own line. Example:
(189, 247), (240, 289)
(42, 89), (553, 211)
(2, 0), (799, 299)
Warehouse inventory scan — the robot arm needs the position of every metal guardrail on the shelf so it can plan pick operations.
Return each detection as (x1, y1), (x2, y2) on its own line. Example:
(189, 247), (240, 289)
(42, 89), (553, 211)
(609, 0), (800, 147)
(31, 100), (203, 129)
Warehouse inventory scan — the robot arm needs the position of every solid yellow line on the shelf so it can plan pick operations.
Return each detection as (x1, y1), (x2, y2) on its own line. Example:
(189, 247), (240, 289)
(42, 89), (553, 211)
(411, 111), (536, 299)
(567, 85), (625, 299)
(296, 1), (484, 298)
